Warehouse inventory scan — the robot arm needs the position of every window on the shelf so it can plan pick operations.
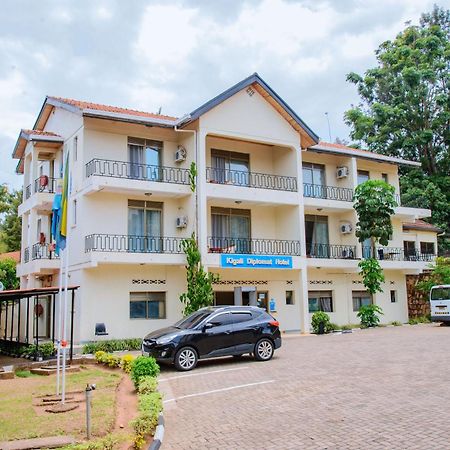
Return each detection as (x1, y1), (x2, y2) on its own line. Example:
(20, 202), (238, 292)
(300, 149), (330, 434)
(130, 292), (166, 319)
(381, 173), (388, 183)
(72, 199), (77, 226)
(37, 218), (42, 241)
(404, 241), (416, 259)
(128, 200), (163, 252)
(73, 136), (78, 162)
(286, 290), (294, 305)
(211, 207), (251, 253)
(305, 215), (329, 257)
(302, 163), (326, 198)
(420, 242), (435, 255)
(390, 290), (397, 303)
(352, 291), (372, 311)
(208, 312), (233, 326)
(128, 137), (162, 180)
(211, 149), (250, 185)
(308, 291), (333, 313)
(175, 310), (212, 329)
(357, 170), (370, 185)
(232, 312), (253, 323)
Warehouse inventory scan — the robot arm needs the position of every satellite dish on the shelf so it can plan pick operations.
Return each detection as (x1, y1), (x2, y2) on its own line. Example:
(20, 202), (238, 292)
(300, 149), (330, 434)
(0, 282), (4, 291)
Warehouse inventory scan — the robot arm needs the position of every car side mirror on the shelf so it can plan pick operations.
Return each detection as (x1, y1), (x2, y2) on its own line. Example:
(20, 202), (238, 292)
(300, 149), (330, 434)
(203, 322), (215, 332)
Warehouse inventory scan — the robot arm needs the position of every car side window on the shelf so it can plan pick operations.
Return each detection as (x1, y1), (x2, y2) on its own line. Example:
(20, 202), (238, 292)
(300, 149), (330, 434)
(208, 312), (233, 326)
(232, 312), (253, 324)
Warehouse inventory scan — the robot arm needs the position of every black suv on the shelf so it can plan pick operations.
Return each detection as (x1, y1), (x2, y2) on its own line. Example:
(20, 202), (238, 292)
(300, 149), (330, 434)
(142, 306), (282, 371)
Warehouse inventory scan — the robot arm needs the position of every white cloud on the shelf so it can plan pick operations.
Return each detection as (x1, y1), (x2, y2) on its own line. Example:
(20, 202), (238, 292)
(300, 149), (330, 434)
(96, 6), (113, 20)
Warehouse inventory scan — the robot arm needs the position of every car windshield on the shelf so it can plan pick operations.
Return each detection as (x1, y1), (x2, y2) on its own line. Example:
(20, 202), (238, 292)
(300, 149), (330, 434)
(174, 310), (213, 329)
(431, 287), (450, 301)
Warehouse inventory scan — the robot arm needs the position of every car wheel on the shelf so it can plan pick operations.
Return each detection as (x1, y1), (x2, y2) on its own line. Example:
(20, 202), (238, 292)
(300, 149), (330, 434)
(174, 347), (198, 371)
(254, 338), (274, 362)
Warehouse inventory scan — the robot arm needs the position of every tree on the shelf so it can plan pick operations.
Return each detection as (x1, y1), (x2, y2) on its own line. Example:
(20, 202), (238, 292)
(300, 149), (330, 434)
(0, 258), (19, 290)
(0, 185), (22, 252)
(416, 257), (450, 294)
(344, 4), (449, 176)
(353, 180), (397, 294)
(179, 234), (218, 316)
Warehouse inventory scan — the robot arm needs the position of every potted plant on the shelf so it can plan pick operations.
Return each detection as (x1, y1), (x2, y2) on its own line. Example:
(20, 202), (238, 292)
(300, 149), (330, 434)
(311, 311), (331, 334)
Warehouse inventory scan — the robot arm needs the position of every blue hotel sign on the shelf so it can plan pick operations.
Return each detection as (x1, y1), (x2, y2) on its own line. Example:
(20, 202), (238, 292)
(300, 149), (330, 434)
(220, 254), (293, 269)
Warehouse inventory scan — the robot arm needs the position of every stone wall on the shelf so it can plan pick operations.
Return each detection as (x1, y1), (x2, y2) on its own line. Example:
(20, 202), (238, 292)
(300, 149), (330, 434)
(406, 273), (431, 318)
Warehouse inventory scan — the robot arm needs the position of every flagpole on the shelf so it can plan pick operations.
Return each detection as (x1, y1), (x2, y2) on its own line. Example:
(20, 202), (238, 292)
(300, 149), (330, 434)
(56, 249), (64, 396)
(61, 225), (70, 404)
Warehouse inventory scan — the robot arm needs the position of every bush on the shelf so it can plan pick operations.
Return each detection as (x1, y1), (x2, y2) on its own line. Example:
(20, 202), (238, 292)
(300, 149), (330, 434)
(327, 323), (340, 332)
(131, 356), (160, 388)
(311, 311), (331, 334)
(131, 392), (162, 449)
(22, 342), (55, 358)
(121, 354), (135, 374)
(408, 315), (431, 325)
(106, 354), (121, 368)
(95, 351), (107, 363)
(357, 304), (383, 327)
(82, 338), (142, 354)
(390, 321), (402, 326)
(137, 376), (158, 395)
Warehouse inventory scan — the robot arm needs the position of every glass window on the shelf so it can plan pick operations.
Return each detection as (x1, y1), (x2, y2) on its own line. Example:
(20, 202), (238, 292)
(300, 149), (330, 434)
(73, 136), (78, 162)
(302, 163), (326, 198)
(211, 149), (250, 186)
(286, 290), (294, 305)
(305, 215), (329, 257)
(357, 170), (370, 185)
(211, 207), (251, 253)
(404, 241), (416, 258)
(130, 292), (166, 319)
(232, 312), (253, 323)
(420, 242), (435, 255)
(175, 309), (213, 329)
(128, 137), (162, 180)
(352, 291), (372, 311)
(390, 290), (397, 303)
(431, 287), (450, 301)
(72, 199), (77, 226)
(209, 312), (233, 326)
(128, 200), (163, 252)
(308, 291), (333, 313)
(381, 173), (388, 183)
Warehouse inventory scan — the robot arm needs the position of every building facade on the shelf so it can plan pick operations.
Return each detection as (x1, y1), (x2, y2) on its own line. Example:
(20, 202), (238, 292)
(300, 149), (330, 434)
(8, 74), (438, 345)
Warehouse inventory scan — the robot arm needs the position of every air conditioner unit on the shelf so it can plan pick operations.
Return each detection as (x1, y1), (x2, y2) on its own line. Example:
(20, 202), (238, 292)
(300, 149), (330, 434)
(175, 145), (187, 163)
(176, 216), (188, 228)
(336, 166), (349, 179)
(340, 222), (353, 234)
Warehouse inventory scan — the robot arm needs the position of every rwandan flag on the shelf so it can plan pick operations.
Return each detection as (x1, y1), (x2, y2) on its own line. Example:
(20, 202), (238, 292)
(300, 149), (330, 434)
(58, 151), (70, 251)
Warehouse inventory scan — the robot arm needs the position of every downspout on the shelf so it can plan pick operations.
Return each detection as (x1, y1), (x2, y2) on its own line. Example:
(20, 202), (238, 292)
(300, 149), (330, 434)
(174, 118), (198, 238)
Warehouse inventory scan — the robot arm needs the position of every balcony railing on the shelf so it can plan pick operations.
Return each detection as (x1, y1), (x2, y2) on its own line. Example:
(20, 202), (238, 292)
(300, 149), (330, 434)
(24, 247), (29, 263)
(362, 246), (435, 262)
(208, 236), (301, 256)
(86, 159), (190, 185)
(306, 243), (357, 259)
(206, 167), (297, 192)
(303, 183), (354, 202)
(34, 176), (57, 194)
(85, 234), (185, 254)
(31, 243), (59, 260)
(25, 184), (31, 200)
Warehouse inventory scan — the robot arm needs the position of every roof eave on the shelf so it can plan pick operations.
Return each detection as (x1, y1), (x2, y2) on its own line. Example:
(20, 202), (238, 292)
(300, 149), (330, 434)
(82, 109), (177, 128)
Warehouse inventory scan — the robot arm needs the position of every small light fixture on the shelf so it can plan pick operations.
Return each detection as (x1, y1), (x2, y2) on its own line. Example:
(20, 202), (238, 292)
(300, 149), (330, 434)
(144, 192), (152, 196)
(235, 200), (242, 204)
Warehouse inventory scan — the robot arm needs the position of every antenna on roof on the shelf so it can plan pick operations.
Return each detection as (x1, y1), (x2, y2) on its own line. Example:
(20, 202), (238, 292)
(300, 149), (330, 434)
(325, 112), (332, 142)
(157, 106), (162, 115)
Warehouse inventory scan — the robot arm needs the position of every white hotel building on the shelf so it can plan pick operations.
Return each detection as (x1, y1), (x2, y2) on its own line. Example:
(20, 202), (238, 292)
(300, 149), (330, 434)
(11, 74), (438, 345)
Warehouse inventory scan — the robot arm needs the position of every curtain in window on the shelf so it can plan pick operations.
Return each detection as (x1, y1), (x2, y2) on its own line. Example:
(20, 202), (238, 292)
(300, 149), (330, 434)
(146, 209), (162, 252)
(319, 296), (332, 312)
(129, 144), (144, 179)
(306, 216), (329, 257)
(128, 208), (144, 252)
(211, 155), (227, 183)
(230, 215), (250, 252)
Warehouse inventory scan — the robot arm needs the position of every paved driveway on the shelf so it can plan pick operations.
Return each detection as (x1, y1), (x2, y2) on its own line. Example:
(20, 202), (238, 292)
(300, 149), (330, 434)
(159, 324), (450, 449)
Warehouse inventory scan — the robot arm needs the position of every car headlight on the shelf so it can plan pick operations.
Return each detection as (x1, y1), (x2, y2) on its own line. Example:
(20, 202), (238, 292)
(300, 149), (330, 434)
(156, 335), (174, 345)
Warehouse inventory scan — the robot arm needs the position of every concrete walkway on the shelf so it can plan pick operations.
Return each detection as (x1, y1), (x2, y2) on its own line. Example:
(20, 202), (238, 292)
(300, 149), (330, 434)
(0, 436), (75, 449)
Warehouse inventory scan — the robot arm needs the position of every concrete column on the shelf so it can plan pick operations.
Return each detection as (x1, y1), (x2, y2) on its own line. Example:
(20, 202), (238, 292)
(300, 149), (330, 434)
(295, 147), (307, 257)
(299, 266), (310, 333)
(30, 144), (39, 194)
(196, 129), (208, 259)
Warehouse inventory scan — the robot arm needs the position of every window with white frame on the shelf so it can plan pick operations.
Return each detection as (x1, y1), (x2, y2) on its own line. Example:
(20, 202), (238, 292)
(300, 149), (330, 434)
(130, 292), (166, 319)
(352, 291), (372, 311)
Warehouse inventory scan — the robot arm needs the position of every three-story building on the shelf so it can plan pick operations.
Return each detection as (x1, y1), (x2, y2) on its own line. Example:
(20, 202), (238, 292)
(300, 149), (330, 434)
(10, 73), (438, 345)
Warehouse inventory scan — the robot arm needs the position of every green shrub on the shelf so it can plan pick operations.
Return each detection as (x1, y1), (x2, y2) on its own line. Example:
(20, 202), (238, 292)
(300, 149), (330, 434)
(131, 392), (162, 449)
(106, 354), (121, 368)
(390, 321), (402, 326)
(64, 434), (119, 449)
(408, 315), (431, 325)
(327, 322), (340, 332)
(95, 351), (107, 363)
(22, 342), (55, 358)
(311, 311), (331, 334)
(131, 356), (160, 388)
(357, 304), (383, 327)
(82, 338), (142, 354)
(138, 376), (158, 395)
(121, 354), (135, 374)
(15, 370), (32, 378)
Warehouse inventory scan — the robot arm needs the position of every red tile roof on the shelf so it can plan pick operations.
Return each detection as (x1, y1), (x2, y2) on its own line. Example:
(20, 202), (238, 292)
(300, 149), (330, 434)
(48, 96), (178, 122)
(0, 251), (20, 263)
(319, 141), (381, 156)
(403, 220), (441, 233)
(21, 129), (62, 138)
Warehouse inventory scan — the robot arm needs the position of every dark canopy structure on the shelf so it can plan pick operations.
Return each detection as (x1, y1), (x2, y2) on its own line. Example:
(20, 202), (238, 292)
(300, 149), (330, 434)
(0, 286), (79, 360)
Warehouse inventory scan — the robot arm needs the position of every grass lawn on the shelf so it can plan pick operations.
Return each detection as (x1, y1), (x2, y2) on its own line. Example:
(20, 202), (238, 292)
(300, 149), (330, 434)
(0, 367), (122, 442)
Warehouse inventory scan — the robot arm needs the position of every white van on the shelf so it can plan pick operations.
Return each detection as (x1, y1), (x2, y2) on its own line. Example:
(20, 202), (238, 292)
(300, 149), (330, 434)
(430, 285), (450, 324)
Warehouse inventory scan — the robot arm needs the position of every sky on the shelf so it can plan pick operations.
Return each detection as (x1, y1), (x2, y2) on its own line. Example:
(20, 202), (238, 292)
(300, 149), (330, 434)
(0, 0), (438, 190)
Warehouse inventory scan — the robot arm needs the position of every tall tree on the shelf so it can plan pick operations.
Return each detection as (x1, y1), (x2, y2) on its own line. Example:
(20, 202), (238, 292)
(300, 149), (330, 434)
(0, 185), (22, 252)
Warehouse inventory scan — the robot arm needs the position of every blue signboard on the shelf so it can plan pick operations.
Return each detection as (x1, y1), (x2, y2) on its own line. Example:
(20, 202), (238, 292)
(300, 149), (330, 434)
(220, 254), (293, 269)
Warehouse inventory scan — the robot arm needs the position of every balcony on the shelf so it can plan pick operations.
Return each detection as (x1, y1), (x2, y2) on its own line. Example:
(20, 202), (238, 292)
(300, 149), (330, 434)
(207, 236), (301, 256)
(303, 183), (353, 202)
(362, 247), (436, 262)
(17, 243), (59, 276)
(31, 243), (59, 260)
(306, 243), (357, 260)
(84, 234), (186, 265)
(20, 176), (57, 214)
(205, 168), (298, 205)
(83, 159), (192, 197)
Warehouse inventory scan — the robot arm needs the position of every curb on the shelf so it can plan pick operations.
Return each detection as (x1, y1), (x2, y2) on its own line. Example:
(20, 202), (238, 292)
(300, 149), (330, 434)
(148, 413), (165, 450)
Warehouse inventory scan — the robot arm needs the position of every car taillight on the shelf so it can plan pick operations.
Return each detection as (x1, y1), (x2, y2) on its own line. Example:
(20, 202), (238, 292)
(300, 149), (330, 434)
(269, 320), (279, 327)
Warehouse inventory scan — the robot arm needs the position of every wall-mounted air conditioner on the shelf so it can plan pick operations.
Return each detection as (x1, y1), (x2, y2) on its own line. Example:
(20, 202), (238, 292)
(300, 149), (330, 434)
(176, 216), (188, 228)
(175, 145), (187, 163)
(340, 222), (353, 234)
(336, 166), (348, 179)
